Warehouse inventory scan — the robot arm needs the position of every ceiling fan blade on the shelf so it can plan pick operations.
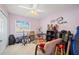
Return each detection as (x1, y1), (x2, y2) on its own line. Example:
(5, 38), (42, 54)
(37, 9), (44, 12)
(32, 4), (38, 9)
(18, 5), (32, 10)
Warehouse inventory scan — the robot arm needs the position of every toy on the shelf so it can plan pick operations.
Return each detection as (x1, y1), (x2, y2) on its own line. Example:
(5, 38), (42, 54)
(35, 37), (45, 55)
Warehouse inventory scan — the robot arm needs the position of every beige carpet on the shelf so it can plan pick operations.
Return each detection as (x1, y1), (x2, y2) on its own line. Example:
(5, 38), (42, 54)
(2, 43), (36, 55)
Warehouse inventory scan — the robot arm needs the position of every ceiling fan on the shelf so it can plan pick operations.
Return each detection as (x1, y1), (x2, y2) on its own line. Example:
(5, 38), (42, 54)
(18, 4), (44, 16)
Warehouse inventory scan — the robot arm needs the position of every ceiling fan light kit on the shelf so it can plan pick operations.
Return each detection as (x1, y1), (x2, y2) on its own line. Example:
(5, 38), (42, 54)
(31, 10), (38, 16)
(18, 5), (44, 16)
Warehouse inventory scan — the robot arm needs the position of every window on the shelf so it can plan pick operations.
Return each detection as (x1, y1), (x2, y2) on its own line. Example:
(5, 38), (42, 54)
(15, 20), (30, 33)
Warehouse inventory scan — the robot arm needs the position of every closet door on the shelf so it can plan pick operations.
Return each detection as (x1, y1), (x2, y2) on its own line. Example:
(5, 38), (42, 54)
(0, 11), (8, 54)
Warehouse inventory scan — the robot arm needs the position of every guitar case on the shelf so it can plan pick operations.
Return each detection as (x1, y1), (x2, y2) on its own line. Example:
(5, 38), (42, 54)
(71, 26), (79, 55)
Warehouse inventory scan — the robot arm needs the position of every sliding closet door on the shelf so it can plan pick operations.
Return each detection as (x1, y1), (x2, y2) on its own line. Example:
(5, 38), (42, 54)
(0, 11), (8, 54)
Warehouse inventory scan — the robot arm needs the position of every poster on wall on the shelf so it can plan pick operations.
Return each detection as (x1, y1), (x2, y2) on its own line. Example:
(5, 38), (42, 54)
(50, 16), (67, 24)
(15, 20), (30, 33)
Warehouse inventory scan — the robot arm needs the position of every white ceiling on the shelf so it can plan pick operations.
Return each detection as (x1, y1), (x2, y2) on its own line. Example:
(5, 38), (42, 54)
(4, 4), (79, 20)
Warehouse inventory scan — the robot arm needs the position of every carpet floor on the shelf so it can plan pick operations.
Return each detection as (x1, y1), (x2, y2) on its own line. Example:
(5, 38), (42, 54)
(2, 43), (36, 55)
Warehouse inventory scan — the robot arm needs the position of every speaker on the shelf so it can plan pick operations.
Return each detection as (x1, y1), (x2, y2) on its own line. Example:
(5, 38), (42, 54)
(8, 34), (16, 45)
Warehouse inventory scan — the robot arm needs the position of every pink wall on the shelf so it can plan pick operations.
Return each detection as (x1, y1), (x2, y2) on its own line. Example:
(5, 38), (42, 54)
(40, 8), (79, 34)
(8, 13), (39, 36)
(9, 7), (79, 35)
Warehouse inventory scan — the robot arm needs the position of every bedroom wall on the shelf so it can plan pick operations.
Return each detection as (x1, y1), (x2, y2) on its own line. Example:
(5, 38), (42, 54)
(40, 8), (79, 34)
(8, 13), (39, 37)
